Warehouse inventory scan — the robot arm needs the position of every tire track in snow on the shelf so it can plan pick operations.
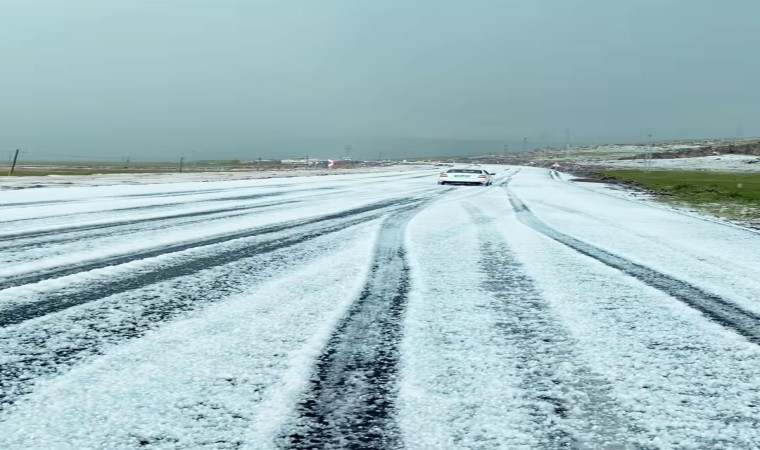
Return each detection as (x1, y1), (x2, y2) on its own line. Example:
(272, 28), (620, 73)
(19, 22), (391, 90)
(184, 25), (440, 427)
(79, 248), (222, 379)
(466, 204), (637, 450)
(524, 198), (760, 312)
(0, 186), (241, 208)
(506, 189), (760, 346)
(0, 223), (377, 409)
(0, 203), (307, 262)
(0, 213), (370, 326)
(113, 186), (244, 199)
(0, 186), (342, 230)
(0, 198), (299, 244)
(0, 200), (424, 327)
(0, 198), (414, 292)
(285, 208), (421, 449)
(0, 191), (291, 227)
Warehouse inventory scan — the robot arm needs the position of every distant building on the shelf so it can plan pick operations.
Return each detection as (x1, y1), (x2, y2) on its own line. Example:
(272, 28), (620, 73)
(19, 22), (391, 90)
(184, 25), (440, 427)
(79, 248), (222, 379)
(281, 158), (319, 166)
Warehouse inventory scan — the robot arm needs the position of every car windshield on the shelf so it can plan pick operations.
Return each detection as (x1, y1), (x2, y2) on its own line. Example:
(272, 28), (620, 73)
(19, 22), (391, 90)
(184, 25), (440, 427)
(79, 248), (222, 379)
(1, 2), (759, 449)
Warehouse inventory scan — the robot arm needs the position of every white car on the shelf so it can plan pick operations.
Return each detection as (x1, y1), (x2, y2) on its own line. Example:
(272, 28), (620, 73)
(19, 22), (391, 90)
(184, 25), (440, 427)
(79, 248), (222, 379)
(438, 168), (493, 186)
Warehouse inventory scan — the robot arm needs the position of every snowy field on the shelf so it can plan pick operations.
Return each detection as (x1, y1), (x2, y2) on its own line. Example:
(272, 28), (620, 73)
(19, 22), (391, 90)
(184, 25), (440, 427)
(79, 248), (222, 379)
(580, 154), (760, 172)
(570, 139), (760, 161)
(577, 143), (701, 155)
(0, 164), (435, 190)
(1, 167), (759, 449)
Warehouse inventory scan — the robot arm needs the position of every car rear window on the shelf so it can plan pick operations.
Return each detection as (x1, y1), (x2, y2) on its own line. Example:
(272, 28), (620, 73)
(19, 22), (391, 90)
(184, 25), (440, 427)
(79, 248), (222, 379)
(447, 169), (482, 173)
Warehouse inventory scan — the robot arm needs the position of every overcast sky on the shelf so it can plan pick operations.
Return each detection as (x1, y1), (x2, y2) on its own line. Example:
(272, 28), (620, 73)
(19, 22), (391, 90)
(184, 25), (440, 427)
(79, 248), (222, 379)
(2, 0), (759, 161)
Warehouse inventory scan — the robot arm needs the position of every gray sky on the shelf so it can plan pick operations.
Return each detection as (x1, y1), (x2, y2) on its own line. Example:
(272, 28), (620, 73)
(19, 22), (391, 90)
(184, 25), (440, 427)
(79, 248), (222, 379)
(2, 0), (759, 161)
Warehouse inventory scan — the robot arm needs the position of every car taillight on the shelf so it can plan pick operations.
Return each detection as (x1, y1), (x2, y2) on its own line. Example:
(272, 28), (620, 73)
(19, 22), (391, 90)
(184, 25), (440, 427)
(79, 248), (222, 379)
(478, 174), (487, 178)
(440, 173), (448, 177)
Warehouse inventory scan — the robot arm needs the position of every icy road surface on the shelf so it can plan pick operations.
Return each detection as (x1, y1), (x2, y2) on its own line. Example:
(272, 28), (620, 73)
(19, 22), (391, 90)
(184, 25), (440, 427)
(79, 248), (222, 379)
(0, 168), (759, 449)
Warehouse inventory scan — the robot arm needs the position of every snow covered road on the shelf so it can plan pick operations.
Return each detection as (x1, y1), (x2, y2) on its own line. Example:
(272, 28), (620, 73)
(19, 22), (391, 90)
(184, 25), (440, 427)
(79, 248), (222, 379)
(0, 168), (759, 449)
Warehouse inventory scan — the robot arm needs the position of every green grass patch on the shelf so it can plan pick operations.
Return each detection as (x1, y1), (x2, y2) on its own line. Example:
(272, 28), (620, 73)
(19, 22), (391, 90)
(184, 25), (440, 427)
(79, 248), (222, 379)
(595, 169), (760, 221)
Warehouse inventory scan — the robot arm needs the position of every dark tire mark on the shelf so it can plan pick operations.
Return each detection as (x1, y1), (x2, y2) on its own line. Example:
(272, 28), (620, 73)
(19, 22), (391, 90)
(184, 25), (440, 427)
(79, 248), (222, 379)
(0, 224), (371, 408)
(114, 187), (238, 199)
(0, 200), (421, 326)
(0, 187), (342, 231)
(466, 204), (637, 450)
(506, 190), (760, 345)
(0, 198), (414, 292)
(208, 187), (336, 203)
(1, 187), (245, 208)
(0, 199), (302, 247)
(0, 199), (80, 208)
(0, 191), (290, 228)
(285, 209), (420, 450)
(0, 190), (449, 413)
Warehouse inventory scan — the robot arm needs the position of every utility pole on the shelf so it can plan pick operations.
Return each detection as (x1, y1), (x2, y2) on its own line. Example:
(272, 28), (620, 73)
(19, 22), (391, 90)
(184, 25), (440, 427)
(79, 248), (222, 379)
(344, 145), (352, 160)
(8, 149), (20, 176)
(179, 157), (184, 173)
(646, 133), (653, 172)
